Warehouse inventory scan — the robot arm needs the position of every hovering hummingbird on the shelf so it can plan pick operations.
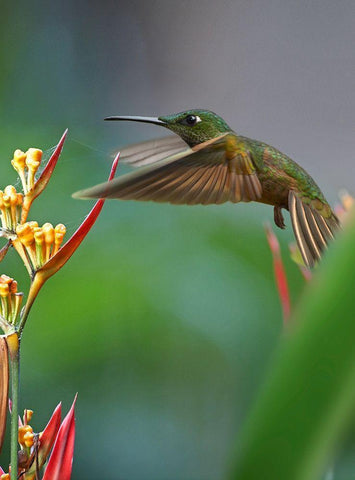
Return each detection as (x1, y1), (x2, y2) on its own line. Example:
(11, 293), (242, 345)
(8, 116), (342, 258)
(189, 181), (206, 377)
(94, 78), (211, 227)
(74, 110), (339, 267)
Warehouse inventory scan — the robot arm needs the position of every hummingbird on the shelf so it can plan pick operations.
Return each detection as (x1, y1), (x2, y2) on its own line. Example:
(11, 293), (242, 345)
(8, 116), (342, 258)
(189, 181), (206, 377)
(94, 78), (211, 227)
(74, 109), (339, 267)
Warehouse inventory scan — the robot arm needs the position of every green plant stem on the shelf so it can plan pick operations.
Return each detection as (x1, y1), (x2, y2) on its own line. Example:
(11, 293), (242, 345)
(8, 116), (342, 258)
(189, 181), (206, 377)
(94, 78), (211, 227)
(18, 275), (43, 335)
(9, 336), (19, 480)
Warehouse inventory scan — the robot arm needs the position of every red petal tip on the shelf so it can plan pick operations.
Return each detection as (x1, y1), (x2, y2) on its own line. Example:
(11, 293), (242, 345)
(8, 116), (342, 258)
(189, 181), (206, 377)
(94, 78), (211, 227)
(40, 402), (62, 448)
(31, 130), (68, 200)
(109, 152), (120, 181)
(42, 397), (76, 480)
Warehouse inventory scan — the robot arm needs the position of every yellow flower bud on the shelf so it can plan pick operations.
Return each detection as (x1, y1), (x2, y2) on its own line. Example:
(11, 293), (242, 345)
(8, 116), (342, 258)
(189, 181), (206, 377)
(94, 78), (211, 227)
(16, 223), (35, 247)
(2, 194), (10, 209)
(11, 149), (27, 169)
(0, 473), (10, 480)
(55, 223), (66, 237)
(0, 275), (12, 284)
(2, 186), (19, 228)
(11, 149), (28, 194)
(0, 275), (22, 323)
(52, 223), (67, 255)
(24, 409), (34, 423)
(26, 148), (43, 192)
(4, 185), (16, 198)
(43, 222), (54, 243)
(25, 148), (42, 171)
(23, 430), (34, 448)
(34, 228), (44, 245)
(0, 283), (9, 297)
(42, 222), (55, 262)
(18, 425), (33, 445)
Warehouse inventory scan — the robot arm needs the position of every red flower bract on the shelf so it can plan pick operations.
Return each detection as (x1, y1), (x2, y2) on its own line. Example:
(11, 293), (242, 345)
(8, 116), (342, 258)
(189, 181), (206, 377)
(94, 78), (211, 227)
(42, 396), (76, 480)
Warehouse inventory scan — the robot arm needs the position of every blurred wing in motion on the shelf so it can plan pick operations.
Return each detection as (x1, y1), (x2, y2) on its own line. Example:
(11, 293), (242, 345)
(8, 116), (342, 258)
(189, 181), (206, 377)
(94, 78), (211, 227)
(74, 134), (263, 205)
(119, 136), (189, 168)
(289, 190), (339, 268)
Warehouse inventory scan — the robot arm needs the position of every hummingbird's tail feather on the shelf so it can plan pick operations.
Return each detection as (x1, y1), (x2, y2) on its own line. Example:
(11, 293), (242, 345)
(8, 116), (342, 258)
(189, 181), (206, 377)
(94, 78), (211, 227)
(120, 136), (188, 168)
(288, 191), (339, 268)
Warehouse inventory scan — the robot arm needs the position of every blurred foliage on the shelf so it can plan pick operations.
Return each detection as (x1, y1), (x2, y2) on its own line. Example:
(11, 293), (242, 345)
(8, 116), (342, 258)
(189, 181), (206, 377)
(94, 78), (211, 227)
(230, 213), (355, 480)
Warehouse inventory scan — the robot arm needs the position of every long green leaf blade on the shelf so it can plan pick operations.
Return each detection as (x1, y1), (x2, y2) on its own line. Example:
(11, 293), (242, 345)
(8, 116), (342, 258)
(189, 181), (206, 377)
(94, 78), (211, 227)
(231, 211), (355, 480)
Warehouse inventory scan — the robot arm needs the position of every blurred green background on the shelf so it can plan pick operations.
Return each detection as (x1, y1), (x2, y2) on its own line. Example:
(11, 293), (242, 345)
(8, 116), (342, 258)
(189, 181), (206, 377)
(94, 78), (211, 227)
(0, 1), (354, 478)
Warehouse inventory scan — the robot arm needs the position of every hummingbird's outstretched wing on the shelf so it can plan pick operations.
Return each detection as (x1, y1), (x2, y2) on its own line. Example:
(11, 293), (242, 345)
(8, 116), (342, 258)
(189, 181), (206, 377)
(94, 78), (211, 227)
(74, 134), (263, 205)
(288, 191), (339, 268)
(120, 136), (189, 167)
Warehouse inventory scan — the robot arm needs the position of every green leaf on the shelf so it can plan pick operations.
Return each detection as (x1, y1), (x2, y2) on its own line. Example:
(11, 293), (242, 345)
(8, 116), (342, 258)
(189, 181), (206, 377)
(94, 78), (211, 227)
(230, 212), (355, 480)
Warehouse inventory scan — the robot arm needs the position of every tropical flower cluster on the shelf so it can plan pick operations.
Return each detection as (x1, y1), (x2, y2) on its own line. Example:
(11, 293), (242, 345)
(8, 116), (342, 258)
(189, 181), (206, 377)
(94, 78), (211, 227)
(0, 131), (119, 479)
(0, 399), (75, 480)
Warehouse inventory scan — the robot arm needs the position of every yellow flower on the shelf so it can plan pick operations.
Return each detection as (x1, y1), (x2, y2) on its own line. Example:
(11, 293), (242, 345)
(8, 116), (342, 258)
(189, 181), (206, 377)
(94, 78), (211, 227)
(15, 222), (66, 274)
(0, 275), (23, 327)
(0, 186), (23, 232)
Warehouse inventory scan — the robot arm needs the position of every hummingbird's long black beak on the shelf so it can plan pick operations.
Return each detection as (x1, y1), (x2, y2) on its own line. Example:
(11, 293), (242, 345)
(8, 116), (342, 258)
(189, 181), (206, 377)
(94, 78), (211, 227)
(104, 115), (166, 126)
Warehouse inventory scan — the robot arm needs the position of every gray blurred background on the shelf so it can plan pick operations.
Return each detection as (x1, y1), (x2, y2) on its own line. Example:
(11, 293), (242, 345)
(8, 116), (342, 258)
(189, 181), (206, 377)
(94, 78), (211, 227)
(0, 1), (354, 479)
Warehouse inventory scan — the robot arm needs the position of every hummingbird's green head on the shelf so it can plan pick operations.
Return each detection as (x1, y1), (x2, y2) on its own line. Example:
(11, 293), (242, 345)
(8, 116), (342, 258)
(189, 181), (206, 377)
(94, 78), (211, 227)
(157, 110), (232, 146)
(105, 109), (232, 147)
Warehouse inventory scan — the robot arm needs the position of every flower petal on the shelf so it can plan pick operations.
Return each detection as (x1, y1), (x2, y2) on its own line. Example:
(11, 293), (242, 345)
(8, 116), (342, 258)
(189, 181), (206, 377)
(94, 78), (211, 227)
(25, 403), (62, 479)
(37, 153), (119, 280)
(42, 396), (76, 480)
(265, 224), (291, 324)
(0, 337), (9, 454)
(31, 130), (68, 201)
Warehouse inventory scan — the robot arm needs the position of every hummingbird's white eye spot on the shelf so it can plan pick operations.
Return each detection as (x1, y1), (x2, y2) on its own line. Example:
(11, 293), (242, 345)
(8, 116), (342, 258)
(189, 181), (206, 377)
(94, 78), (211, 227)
(181, 115), (202, 126)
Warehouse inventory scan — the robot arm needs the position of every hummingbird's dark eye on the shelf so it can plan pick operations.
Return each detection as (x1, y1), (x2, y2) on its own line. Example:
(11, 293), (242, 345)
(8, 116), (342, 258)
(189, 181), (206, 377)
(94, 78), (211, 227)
(186, 115), (197, 125)
(180, 114), (201, 126)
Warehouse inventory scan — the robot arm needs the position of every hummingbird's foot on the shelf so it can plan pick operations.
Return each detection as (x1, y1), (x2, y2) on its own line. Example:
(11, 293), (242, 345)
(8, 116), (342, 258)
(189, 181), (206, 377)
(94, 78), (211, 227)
(274, 205), (286, 229)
